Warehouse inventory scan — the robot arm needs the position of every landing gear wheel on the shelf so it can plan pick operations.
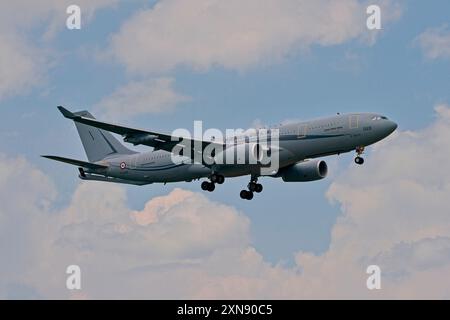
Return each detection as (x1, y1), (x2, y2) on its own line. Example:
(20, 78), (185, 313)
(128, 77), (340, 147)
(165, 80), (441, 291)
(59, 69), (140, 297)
(240, 190), (253, 200)
(201, 181), (215, 192)
(254, 184), (263, 193)
(216, 175), (225, 184)
(211, 174), (225, 184)
(201, 181), (210, 191)
(248, 182), (257, 192)
(207, 183), (215, 192)
(355, 156), (364, 165)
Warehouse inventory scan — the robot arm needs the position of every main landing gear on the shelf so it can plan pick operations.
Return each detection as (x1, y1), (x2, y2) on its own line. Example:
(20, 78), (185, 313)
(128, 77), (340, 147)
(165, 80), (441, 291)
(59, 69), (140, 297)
(354, 146), (365, 165)
(240, 178), (263, 200)
(200, 173), (224, 192)
(200, 174), (263, 200)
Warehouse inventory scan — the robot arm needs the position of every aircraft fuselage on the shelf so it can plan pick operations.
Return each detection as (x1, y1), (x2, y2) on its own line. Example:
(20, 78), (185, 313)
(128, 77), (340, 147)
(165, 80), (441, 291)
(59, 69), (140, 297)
(86, 112), (397, 184)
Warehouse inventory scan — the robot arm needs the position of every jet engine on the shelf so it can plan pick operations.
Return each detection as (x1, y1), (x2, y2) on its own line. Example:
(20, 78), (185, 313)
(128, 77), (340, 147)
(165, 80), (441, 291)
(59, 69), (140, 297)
(279, 159), (328, 182)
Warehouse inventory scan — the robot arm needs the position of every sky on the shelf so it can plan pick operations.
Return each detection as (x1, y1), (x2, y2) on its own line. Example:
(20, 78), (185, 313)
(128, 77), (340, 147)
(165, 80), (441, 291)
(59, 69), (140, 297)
(1, 0), (450, 299)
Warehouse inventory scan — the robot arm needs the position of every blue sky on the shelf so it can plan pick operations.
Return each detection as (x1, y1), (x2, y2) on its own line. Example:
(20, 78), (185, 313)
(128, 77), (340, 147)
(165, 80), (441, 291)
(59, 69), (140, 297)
(1, 0), (450, 262)
(1, 1), (450, 298)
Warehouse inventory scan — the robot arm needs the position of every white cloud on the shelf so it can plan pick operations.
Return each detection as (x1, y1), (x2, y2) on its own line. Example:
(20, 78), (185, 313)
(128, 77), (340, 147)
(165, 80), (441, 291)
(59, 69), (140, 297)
(0, 34), (45, 100)
(0, 0), (118, 101)
(415, 25), (450, 60)
(93, 78), (190, 119)
(110, 0), (401, 74)
(0, 154), (57, 299)
(0, 157), (254, 298)
(372, 237), (450, 278)
(2, 104), (450, 299)
(309, 103), (450, 298)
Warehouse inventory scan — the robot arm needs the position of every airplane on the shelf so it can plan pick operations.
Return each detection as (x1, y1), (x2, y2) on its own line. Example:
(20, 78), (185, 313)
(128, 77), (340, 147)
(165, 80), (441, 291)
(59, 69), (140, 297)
(42, 107), (397, 200)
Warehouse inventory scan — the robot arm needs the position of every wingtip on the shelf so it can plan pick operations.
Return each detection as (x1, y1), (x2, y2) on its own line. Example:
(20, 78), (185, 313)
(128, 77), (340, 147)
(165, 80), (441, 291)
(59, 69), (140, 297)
(57, 106), (76, 119)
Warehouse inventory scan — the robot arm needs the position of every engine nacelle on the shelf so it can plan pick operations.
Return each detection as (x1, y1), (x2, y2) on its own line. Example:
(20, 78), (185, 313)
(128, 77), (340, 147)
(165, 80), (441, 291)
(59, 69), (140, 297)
(280, 159), (328, 182)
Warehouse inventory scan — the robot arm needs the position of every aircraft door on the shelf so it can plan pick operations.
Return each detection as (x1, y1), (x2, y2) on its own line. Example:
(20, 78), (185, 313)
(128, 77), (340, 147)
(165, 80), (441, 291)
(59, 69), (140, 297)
(349, 115), (359, 129)
(297, 124), (307, 138)
(129, 154), (138, 170)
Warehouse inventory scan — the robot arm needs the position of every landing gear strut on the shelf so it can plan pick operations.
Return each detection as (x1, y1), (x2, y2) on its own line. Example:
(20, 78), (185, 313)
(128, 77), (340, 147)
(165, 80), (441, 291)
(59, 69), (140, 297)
(240, 177), (263, 200)
(354, 146), (365, 165)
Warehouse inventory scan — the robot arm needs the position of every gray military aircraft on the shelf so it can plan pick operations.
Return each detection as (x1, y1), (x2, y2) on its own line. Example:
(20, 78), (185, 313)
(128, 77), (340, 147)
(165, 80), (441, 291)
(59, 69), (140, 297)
(43, 107), (397, 200)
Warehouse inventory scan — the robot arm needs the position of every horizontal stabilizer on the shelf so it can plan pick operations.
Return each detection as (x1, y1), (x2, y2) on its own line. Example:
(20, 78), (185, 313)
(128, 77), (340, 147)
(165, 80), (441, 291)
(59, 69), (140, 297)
(41, 155), (108, 170)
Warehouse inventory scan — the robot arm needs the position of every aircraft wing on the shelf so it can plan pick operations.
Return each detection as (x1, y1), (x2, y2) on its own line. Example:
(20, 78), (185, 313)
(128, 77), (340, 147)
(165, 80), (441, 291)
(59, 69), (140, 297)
(57, 106), (223, 162)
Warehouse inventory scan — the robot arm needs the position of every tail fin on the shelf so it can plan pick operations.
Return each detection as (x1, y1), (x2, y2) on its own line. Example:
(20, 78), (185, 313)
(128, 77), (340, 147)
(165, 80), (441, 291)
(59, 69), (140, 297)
(58, 107), (136, 162)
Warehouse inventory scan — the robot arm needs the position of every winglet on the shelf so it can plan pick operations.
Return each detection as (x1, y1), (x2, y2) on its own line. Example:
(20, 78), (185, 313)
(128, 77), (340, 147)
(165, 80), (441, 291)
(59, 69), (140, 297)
(57, 106), (77, 119)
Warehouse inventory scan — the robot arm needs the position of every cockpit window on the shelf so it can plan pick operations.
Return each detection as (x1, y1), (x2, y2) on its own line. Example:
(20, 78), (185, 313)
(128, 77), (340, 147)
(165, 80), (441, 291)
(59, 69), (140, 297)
(372, 116), (388, 120)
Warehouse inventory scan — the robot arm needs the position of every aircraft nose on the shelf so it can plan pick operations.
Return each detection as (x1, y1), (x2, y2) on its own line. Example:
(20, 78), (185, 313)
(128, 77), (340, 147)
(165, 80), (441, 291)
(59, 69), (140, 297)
(386, 120), (398, 135)
(390, 121), (398, 131)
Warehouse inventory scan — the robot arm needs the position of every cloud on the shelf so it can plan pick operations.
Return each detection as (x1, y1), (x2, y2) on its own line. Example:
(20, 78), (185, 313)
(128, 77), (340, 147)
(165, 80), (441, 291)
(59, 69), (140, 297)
(415, 25), (450, 60)
(311, 103), (450, 298)
(110, 0), (402, 74)
(0, 34), (46, 100)
(372, 237), (450, 278)
(3, 104), (450, 299)
(93, 78), (190, 119)
(0, 0), (117, 101)
(0, 154), (57, 298)
(0, 157), (254, 298)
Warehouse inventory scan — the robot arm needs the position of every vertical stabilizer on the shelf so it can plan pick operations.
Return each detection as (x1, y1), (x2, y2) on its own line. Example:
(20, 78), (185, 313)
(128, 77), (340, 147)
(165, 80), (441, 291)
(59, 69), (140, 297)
(63, 109), (136, 162)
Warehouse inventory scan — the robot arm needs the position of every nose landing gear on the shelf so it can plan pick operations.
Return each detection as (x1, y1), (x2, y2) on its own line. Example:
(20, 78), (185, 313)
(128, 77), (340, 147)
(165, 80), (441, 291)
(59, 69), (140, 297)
(355, 146), (365, 165)
(355, 157), (364, 165)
